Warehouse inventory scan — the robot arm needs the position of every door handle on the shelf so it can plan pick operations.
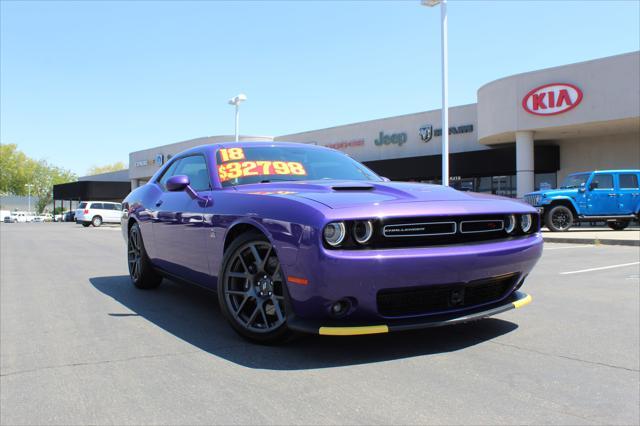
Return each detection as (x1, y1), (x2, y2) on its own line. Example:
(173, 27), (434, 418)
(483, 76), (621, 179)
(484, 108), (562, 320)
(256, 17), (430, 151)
(155, 200), (164, 207)
(607, 194), (617, 197)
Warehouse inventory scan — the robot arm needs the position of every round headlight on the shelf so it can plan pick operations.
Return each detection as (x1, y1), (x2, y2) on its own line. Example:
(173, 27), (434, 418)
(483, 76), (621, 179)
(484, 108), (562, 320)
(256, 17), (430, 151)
(520, 214), (533, 233)
(324, 222), (346, 247)
(505, 214), (516, 234)
(353, 220), (373, 244)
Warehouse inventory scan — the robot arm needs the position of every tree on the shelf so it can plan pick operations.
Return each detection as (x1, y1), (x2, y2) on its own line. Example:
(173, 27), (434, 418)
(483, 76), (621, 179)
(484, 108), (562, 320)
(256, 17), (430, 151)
(86, 162), (127, 176)
(0, 143), (77, 212)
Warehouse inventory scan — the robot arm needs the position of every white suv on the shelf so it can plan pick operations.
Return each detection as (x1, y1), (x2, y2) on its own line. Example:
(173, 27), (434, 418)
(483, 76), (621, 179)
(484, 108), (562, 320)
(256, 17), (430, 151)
(75, 201), (123, 227)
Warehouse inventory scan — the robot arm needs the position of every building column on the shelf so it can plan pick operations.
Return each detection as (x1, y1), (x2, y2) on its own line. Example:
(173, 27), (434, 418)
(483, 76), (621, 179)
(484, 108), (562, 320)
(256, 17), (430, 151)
(516, 131), (535, 198)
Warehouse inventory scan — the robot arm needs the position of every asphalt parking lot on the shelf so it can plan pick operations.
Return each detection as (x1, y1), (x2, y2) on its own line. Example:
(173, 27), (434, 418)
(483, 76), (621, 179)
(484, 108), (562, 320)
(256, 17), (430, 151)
(1, 223), (638, 425)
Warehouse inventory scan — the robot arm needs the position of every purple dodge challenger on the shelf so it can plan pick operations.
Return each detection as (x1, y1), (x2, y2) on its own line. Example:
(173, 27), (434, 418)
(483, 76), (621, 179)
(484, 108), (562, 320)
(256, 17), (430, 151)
(121, 142), (542, 343)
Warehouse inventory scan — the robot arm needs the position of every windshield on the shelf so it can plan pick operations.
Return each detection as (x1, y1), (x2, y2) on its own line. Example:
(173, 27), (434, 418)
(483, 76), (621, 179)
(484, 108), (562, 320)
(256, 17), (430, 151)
(216, 146), (381, 187)
(560, 173), (590, 189)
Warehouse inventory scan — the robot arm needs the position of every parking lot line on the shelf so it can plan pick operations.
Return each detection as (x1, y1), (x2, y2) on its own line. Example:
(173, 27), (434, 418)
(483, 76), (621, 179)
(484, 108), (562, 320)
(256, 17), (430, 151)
(544, 245), (594, 251)
(560, 262), (640, 275)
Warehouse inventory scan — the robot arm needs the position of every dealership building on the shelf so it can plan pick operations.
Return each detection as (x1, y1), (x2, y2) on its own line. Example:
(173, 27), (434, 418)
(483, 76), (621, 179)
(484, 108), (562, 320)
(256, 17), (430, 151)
(129, 51), (639, 198)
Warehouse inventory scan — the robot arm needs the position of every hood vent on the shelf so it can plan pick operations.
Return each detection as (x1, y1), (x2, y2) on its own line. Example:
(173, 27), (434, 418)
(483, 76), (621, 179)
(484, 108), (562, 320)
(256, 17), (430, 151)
(331, 185), (374, 191)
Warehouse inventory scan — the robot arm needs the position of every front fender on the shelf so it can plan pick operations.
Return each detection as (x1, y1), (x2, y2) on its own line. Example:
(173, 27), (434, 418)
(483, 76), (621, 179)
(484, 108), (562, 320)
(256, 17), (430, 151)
(542, 195), (580, 212)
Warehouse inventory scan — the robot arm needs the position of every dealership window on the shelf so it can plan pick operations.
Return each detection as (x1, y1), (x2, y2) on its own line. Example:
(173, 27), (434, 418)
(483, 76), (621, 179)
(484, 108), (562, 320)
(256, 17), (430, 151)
(535, 173), (557, 190)
(619, 174), (639, 189)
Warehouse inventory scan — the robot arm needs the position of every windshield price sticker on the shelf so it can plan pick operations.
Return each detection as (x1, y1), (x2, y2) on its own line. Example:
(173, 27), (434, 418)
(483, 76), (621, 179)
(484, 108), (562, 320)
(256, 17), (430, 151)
(218, 148), (246, 162)
(218, 161), (307, 182)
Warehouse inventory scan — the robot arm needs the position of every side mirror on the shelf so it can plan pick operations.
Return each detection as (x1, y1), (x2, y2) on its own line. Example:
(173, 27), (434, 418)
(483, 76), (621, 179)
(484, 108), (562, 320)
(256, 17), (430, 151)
(166, 175), (190, 192)
(579, 182), (586, 192)
(165, 174), (211, 207)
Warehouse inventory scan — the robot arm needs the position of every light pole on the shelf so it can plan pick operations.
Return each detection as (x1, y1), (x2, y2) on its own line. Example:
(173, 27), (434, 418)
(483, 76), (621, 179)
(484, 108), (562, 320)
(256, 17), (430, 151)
(228, 93), (247, 142)
(421, 0), (449, 186)
(25, 183), (33, 213)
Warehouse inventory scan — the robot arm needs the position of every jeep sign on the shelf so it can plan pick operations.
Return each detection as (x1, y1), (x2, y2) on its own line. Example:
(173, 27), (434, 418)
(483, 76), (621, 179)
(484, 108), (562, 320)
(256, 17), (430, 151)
(522, 83), (583, 116)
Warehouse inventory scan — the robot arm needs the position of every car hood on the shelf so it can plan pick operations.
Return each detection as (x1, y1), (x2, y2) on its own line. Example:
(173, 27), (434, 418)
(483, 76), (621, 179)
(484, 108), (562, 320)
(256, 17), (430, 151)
(234, 180), (528, 210)
(526, 188), (578, 198)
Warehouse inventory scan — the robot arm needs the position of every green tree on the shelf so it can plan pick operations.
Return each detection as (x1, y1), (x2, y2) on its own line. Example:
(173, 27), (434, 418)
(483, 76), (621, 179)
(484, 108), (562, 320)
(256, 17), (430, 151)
(0, 143), (77, 212)
(86, 161), (127, 176)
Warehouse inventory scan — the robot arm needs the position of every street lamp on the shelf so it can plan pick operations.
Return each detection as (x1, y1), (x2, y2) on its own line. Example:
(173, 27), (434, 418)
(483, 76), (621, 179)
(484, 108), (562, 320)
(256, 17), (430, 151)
(421, 0), (449, 186)
(228, 93), (247, 142)
(25, 183), (33, 213)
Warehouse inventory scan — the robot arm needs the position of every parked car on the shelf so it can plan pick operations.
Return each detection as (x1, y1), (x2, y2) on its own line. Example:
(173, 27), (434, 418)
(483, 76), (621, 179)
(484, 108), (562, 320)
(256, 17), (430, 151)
(63, 211), (75, 222)
(525, 169), (640, 231)
(10, 211), (33, 223)
(122, 142), (542, 343)
(3, 216), (13, 223)
(75, 201), (123, 227)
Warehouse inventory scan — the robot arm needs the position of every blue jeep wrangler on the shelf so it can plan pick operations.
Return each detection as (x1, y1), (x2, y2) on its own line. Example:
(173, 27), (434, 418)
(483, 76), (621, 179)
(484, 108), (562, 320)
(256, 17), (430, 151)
(524, 170), (640, 231)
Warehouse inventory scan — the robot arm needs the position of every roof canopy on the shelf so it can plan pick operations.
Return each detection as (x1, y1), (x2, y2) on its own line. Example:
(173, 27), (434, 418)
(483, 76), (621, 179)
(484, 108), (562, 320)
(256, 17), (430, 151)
(53, 181), (130, 201)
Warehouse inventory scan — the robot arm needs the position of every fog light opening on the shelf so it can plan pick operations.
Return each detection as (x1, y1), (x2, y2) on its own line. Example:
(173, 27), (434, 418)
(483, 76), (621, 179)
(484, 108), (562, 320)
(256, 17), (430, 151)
(329, 299), (352, 318)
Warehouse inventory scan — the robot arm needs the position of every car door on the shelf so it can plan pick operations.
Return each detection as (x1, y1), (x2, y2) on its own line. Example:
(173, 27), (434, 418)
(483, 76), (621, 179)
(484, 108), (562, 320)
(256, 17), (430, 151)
(152, 155), (212, 285)
(617, 173), (640, 214)
(108, 203), (122, 222)
(585, 173), (617, 215)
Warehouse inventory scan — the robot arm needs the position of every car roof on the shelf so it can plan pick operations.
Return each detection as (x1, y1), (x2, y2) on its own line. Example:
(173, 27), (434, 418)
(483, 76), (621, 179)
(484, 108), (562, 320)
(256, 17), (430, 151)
(176, 140), (335, 157)
(570, 169), (640, 175)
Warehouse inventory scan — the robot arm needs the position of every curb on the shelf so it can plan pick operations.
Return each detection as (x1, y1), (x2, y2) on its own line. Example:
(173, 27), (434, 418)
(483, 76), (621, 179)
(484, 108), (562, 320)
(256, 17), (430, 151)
(543, 237), (640, 247)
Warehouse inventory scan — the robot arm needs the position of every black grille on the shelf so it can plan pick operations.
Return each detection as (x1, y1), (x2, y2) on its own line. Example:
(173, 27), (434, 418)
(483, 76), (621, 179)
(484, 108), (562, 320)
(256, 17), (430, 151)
(324, 214), (539, 250)
(377, 274), (519, 317)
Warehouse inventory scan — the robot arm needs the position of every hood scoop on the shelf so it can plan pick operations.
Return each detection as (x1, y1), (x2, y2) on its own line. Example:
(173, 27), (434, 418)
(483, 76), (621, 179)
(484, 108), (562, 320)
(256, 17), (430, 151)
(331, 184), (374, 191)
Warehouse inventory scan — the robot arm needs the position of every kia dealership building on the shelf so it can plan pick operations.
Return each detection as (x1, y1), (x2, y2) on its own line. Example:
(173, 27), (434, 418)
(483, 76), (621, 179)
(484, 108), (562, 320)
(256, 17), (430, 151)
(129, 51), (639, 198)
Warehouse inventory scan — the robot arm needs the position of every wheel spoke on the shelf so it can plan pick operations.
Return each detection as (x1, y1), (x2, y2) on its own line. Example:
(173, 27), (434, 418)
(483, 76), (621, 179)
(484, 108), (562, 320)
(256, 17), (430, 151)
(246, 304), (260, 327)
(270, 298), (284, 321)
(237, 254), (249, 272)
(233, 296), (250, 318)
(271, 263), (281, 281)
(226, 289), (249, 296)
(259, 305), (269, 327)
(249, 244), (262, 269)
(261, 246), (272, 270)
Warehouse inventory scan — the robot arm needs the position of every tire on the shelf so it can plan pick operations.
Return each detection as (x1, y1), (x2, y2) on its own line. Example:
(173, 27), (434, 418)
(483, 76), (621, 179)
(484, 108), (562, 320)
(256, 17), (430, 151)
(544, 205), (574, 232)
(82, 223), (91, 227)
(92, 216), (103, 227)
(608, 220), (630, 231)
(218, 232), (292, 344)
(127, 222), (162, 289)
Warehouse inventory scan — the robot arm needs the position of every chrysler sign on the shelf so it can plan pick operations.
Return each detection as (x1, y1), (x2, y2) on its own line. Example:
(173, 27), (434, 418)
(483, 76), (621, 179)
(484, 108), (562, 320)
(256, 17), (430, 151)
(522, 83), (583, 116)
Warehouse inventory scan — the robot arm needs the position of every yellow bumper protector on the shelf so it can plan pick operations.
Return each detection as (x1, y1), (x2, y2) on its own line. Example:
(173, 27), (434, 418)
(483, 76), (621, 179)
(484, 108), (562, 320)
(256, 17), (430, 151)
(512, 294), (532, 309)
(319, 325), (389, 336)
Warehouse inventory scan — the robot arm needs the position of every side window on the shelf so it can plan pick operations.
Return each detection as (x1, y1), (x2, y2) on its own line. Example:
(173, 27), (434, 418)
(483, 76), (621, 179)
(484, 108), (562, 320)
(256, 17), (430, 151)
(157, 161), (180, 190)
(91, 203), (104, 210)
(591, 174), (613, 189)
(107, 203), (119, 210)
(172, 155), (211, 191)
(619, 174), (639, 189)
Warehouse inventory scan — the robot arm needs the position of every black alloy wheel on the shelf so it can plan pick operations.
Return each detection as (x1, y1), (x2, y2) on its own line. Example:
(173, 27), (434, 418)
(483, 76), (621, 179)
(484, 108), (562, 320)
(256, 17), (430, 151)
(545, 205), (574, 232)
(219, 232), (291, 343)
(127, 222), (162, 289)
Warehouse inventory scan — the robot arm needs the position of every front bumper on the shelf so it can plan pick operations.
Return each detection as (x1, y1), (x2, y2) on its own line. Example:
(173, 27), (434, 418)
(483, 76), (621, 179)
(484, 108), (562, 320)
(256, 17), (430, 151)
(285, 234), (542, 321)
(287, 291), (532, 335)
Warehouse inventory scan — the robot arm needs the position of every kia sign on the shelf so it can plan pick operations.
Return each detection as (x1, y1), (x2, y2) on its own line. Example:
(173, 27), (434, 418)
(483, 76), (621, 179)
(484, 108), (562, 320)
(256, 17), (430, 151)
(522, 83), (583, 116)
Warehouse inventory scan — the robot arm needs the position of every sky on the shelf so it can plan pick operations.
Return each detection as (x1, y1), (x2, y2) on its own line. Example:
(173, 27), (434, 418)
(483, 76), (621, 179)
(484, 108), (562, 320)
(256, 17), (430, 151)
(1, 0), (639, 176)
